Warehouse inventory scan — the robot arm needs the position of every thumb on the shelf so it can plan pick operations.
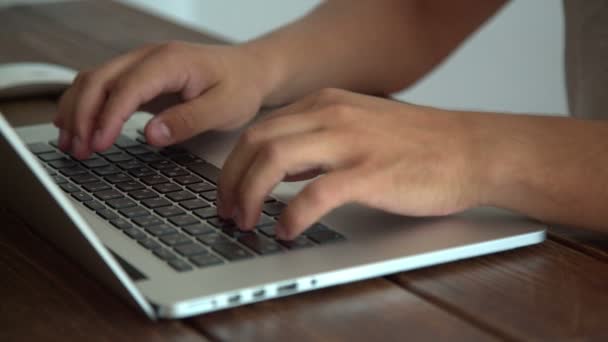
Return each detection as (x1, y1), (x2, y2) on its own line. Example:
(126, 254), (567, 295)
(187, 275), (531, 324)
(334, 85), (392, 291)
(145, 86), (230, 146)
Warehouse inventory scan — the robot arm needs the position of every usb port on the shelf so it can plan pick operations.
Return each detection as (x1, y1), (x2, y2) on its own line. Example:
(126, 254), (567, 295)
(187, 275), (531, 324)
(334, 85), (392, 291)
(227, 294), (241, 304)
(277, 283), (297, 295)
(252, 289), (266, 298)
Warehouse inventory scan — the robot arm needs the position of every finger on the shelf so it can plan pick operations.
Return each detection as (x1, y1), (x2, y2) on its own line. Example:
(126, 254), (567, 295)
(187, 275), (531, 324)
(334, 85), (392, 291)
(259, 92), (320, 122)
(91, 52), (215, 152)
(69, 46), (157, 156)
(217, 111), (325, 218)
(276, 169), (361, 240)
(55, 86), (78, 152)
(235, 130), (355, 231)
(143, 85), (231, 146)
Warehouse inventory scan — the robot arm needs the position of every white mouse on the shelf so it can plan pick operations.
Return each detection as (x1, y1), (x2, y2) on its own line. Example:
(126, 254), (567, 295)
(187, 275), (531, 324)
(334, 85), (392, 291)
(0, 62), (77, 100)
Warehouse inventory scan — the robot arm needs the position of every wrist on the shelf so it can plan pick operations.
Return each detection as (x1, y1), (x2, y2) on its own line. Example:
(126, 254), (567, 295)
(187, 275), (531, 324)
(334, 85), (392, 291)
(238, 39), (290, 107)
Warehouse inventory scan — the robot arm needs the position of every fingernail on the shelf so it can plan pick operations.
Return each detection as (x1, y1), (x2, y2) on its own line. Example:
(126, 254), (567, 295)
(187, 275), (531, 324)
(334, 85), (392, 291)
(275, 223), (287, 240)
(58, 129), (69, 150)
(149, 120), (171, 145)
(92, 129), (103, 151)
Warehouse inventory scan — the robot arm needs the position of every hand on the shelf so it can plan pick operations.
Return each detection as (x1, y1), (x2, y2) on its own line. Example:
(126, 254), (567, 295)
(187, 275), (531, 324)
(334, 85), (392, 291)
(217, 88), (490, 239)
(54, 41), (275, 159)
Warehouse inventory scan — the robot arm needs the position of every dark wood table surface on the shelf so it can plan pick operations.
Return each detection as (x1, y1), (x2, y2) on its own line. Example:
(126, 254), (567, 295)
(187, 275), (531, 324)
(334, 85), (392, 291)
(1, 2), (607, 341)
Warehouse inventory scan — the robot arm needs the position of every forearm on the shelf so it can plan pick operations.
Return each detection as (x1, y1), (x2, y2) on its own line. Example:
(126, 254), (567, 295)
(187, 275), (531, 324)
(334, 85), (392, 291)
(241, 0), (506, 106)
(474, 113), (608, 231)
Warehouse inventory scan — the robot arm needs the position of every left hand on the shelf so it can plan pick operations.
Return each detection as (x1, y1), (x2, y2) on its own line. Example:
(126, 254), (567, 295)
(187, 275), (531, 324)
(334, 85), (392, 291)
(217, 88), (491, 240)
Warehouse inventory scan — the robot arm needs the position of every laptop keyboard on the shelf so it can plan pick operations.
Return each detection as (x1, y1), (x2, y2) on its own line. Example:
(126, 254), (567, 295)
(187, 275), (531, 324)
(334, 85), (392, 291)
(28, 133), (345, 272)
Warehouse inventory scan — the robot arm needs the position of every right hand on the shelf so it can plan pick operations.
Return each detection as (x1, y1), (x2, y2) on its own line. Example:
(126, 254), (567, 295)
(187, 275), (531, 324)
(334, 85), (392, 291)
(55, 41), (275, 159)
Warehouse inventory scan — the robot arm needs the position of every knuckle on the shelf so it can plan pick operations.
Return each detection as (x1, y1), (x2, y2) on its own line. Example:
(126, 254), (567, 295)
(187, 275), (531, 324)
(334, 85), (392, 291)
(327, 103), (354, 123)
(303, 182), (333, 209)
(258, 141), (283, 165)
(315, 88), (344, 104)
(239, 127), (263, 146)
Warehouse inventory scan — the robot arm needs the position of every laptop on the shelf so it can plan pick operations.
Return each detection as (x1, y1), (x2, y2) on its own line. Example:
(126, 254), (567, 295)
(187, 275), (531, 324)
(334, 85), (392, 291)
(0, 110), (545, 319)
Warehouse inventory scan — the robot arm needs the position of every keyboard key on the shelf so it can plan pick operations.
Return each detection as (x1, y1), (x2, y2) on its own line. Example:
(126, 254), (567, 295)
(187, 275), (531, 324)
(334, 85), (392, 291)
(105, 153), (133, 163)
(140, 174), (169, 185)
(117, 160), (144, 170)
(211, 242), (254, 261)
(59, 183), (80, 193)
(207, 217), (236, 229)
(114, 135), (140, 148)
(129, 189), (158, 200)
(262, 202), (286, 217)
(104, 173), (133, 184)
(97, 209), (118, 220)
(82, 181), (111, 192)
(38, 151), (65, 161)
(110, 218), (133, 230)
(125, 145), (152, 155)
(166, 190), (195, 202)
(256, 214), (275, 228)
(200, 190), (217, 201)
(53, 175), (68, 184)
(171, 154), (204, 166)
(193, 207), (217, 219)
(238, 234), (283, 255)
(145, 224), (176, 236)
(188, 163), (220, 184)
(124, 228), (148, 240)
(149, 160), (176, 170)
(92, 165), (121, 176)
(132, 215), (164, 227)
(305, 230), (345, 244)
(154, 206), (186, 218)
(94, 189), (123, 201)
(258, 225), (276, 238)
(161, 166), (189, 178)
(70, 173), (100, 184)
(168, 259), (193, 272)
(50, 158), (78, 169)
(182, 223), (214, 236)
(28, 142), (55, 154)
(159, 146), (188, 157)
(278, 235), (315, 249)
(71, 192), (93, 202)
(222, 225), (253, 238)
(186, 182), (214, 193)
(179, 198), (210, 210)
(116, 180), (145, 192)
(160, 233), (191, 246)
(81, 157), (109, 168)
(98, 145), (122, 155)
(153, 248), (179, 261)
(197, 232), (231, 246)
(168, 214), (199, 227)
(174, 175), (203, 185)
(141, 197), (172, 209)
(129, 167), (156, 178)
(84, 200), (105, 211)
(138, 238), (162, 250)
(189, 254), (223, 268)
(174, 243), (208, 256)
(136, 153), (165, 163)
(60, 166), (88, 176)
(152, 182), (181, 193)
(107, 198), (137, 209)
(119, 206), (150, 218)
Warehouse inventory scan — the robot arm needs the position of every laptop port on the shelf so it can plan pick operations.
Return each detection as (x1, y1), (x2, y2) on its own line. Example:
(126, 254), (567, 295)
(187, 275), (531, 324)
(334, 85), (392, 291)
(252, 289), (266, 298)
(277, 283), (298, 295)
(227, 294), (241, 304)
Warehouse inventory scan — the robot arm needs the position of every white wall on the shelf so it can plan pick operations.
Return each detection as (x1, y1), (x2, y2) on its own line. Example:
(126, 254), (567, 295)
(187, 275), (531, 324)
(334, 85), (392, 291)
(0, 1), (532, 116)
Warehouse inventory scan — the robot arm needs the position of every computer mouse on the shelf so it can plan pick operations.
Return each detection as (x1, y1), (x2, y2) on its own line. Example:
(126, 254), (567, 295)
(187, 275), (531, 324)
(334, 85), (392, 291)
(0, 62), (77, 100)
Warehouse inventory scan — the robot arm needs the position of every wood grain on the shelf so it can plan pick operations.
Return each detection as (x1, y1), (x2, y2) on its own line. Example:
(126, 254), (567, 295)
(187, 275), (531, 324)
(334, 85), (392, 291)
(0, 210), (207, 342)
(391, 241), (608, 341)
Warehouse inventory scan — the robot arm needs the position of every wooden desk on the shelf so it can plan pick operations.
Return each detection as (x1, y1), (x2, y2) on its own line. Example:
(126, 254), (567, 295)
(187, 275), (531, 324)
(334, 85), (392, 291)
(1, 2), (607, 341)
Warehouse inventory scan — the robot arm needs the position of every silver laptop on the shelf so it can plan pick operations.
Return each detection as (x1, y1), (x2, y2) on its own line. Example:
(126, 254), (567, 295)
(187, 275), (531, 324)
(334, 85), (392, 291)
(0, 111), (545, 319)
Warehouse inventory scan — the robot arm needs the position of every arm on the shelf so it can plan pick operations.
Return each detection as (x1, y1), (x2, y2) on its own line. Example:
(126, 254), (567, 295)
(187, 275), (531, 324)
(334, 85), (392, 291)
(246, 0), (507, 106)
(56, 0), (505, 158)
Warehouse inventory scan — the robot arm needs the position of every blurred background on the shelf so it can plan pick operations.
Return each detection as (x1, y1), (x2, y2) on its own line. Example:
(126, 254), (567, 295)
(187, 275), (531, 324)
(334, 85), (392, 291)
(3, 0), (568, 116)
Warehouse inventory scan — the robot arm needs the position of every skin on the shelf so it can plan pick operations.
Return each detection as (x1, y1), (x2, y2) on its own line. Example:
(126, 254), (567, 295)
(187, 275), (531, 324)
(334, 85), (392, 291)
(55, 0), (608, 240)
